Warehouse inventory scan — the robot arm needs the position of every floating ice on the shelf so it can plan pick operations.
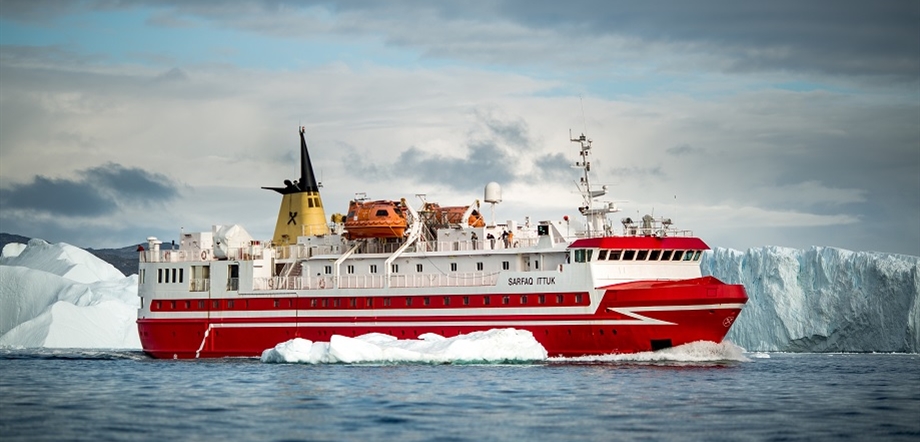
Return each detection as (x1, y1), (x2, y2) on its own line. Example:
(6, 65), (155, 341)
(260, 329), (549, 364)
(552, 340), (750, 363)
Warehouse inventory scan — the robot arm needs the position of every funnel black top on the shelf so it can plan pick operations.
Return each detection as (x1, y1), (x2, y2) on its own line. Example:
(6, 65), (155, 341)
(263, 127), (320, 195)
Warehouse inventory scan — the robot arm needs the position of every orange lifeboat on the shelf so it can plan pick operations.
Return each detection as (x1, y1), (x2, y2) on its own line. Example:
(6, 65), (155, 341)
(439, 205), (486, 227)
(344, 199), (408, 240)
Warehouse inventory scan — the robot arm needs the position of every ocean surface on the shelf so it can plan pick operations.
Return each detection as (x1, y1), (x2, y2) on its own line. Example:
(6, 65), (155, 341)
(1, 350), (917, 441)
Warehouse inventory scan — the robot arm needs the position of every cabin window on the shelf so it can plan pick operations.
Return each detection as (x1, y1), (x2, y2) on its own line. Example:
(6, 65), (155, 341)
(170, 301), (176, 309)
(155, 301), (161, 310)
(672, 250), (684, 261)
(416, 264), (423, 273)
(521, 295), (528, 304)
(350, 298), (356, 307)
(450, 263), (458, 272)
(661, 250), (673, 260)
(502, 261), (510, 270)
(375, 209), (388, 216)
(366, 298), (372, 307)
(172, 268), (177, 283)
(587, 250), (594, 261)
(423, 297), (430, 306)
(183, 301), (189, 309)
(557, 294), (564, 304)
(383, 298), (390, 307)
(575, 294), (583, 304)
(334, 299), (340, 307)
(406, 297), (412, 306)
(598, 250), (608, 260)
(636, 250), (649, 261)
(484, 296), (491, 305)
(649, 250), (661, 260)
(227, 300), (234, 309)
(198, 300), (204, 309)
(158, 269), (164, 283)
(391, 264), (399, 273)
(503, 296), (510, 305)
(477, 262), (484, 271)
(443, 297), (450, 306)
(538, 294), (545, 304)
(623, 250), (636, 260)
(324, 265), (332, 275)
(347, 265), (354, 274)
(274, 299), (280, 308)
(609, 250), (622, 260)
(463, 296), (469, 305)
(693, 250), (702, 261)
(370, 264), (378, 274)
(212, 300), (219, 309)
(310, 299), (317, 307)
(535, 260), (540, 270)
(322, 299), (328, 307)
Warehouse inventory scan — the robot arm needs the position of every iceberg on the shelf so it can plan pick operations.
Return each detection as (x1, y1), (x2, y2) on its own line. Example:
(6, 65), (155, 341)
(702, 246), (920, 353)
(0, 239), (141, 349)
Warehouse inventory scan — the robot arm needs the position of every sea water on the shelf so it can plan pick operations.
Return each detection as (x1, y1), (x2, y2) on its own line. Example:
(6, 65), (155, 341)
(1, 351), (917, 441)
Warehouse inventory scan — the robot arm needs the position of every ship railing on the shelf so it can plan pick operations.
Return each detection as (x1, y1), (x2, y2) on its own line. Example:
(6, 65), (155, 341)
(387, 272), (499, 289)
(140, 246), (266, 263)
(252, 272), (500, 291)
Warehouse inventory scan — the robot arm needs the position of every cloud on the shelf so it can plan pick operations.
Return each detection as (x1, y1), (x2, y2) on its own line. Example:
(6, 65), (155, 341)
(0, 164), (179, 217)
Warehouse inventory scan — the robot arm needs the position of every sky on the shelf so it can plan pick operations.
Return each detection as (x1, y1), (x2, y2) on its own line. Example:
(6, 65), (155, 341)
(0, 0), (918, 255)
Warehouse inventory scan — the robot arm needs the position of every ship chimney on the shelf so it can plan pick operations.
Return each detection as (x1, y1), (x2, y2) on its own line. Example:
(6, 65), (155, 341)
(262, 127), (330, 245)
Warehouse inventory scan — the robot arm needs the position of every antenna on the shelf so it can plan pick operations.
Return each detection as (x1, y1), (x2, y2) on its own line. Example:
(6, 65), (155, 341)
(580, 95), (588, 136)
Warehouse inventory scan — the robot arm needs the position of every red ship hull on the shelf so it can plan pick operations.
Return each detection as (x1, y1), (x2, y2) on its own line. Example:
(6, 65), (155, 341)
(137, 276), (747, 359)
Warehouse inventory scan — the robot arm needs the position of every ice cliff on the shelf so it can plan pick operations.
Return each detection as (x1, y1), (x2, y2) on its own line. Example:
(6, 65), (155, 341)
(703, 246), (920, 353)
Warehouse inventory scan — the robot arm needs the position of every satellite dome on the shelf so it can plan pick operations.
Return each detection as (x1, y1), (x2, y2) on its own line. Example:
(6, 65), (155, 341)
(484, 182), (502, 204)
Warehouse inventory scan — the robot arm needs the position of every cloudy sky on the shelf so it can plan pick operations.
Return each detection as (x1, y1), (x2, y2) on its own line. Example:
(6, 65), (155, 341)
(1, 1), (918, 255)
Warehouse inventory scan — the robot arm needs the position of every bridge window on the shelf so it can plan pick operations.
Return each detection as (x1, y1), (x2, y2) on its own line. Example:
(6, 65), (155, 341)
(684, 250), (695, 261)
(623, 250), (636, 260)
(598, 250), (608, 260)
(661, 250), (673, 260)
(574, 249), (586, 263)
(609, 250), (622, 260)
(672, 250), (684, 261)
(649, 250), (661, 260)
(636, 250), (649, 260)
(693, 250), (702, 261)
(375, 209), (388, 216)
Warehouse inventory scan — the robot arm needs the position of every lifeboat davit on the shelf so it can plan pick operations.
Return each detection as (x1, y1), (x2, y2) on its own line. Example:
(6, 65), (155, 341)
(344, 199), (409, 240)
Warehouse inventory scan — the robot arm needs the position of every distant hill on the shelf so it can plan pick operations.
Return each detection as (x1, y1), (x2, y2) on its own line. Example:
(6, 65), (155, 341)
(0, 233), (143, 276)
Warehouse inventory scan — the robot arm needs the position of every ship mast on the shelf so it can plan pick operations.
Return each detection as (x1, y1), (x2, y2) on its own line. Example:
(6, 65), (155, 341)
(571, 131), (618, 237)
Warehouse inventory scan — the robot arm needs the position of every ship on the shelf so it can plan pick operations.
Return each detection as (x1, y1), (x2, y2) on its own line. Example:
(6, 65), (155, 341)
(136, 127), (748, 359)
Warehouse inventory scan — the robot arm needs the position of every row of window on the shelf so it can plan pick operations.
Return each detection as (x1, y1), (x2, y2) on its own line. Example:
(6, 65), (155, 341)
(573, 249), (703, 263)
(149, 292), (587, 312)
(329, 261), (510, 275)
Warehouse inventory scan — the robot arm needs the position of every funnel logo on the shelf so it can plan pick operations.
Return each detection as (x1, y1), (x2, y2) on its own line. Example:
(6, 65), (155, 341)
(287, 211), (298, 225)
